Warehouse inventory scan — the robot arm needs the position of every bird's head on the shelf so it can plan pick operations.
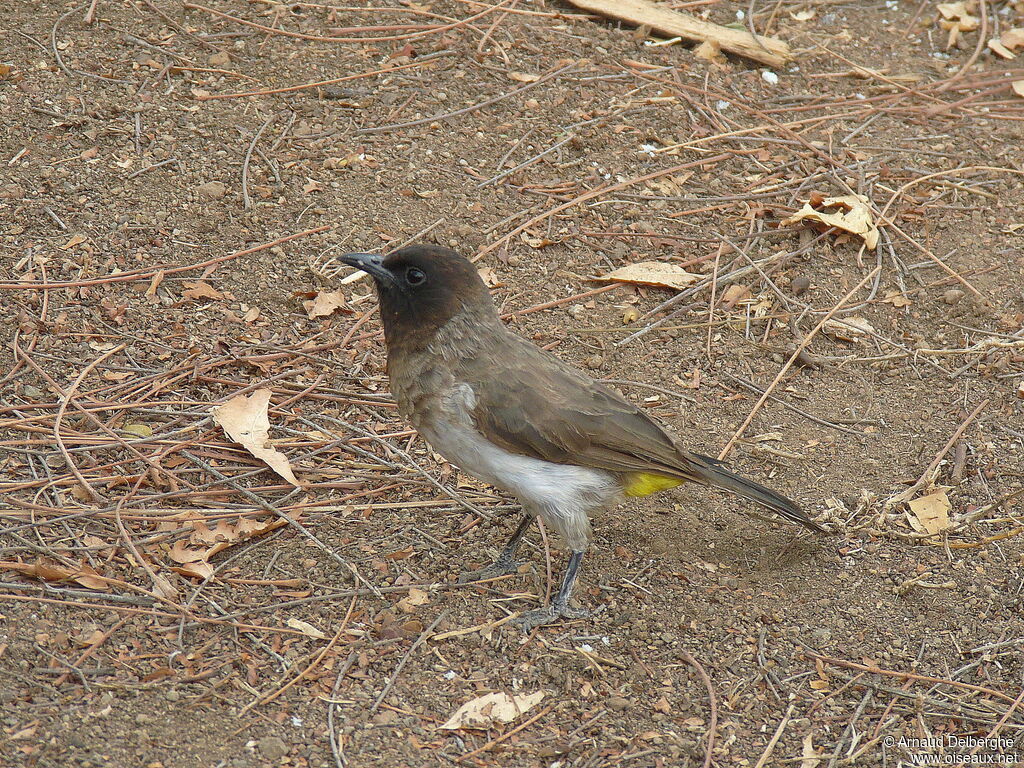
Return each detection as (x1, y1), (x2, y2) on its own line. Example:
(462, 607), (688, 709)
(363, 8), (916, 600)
(340, 244), (495, 348)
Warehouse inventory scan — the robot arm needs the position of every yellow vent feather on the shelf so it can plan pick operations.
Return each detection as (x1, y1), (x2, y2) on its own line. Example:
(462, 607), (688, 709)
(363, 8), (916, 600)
(622, 472), (683, 497)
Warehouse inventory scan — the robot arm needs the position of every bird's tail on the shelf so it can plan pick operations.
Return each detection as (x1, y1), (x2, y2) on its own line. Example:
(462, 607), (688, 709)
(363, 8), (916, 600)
(689, 453), (827, 533)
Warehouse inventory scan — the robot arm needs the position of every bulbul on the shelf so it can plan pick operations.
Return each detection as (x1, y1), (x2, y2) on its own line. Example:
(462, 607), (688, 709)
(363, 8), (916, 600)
(341, 244), (825, 630)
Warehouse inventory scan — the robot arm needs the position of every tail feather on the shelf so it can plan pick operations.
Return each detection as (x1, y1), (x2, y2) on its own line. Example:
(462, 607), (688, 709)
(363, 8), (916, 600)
(689, 453), (827, 533)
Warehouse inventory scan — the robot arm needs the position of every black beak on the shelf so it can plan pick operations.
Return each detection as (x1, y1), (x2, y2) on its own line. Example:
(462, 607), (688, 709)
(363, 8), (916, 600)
(339, 252), (391, 283)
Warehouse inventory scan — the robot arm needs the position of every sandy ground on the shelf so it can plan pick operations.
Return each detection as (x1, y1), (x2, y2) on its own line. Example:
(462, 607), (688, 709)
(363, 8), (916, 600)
(1, 1), (1023, 766)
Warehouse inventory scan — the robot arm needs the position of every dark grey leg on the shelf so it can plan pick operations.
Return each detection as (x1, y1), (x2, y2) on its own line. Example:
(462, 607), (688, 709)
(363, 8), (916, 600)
(457, 514), (533, 583)
(513, 549), (592, 631)
(551, 550), (584, 614)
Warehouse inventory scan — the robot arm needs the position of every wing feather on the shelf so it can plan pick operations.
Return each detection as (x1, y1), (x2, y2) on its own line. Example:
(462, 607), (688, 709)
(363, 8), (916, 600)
(462, 335), (702, 481)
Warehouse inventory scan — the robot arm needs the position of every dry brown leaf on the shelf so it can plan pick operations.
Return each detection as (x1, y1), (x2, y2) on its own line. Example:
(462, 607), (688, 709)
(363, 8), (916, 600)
(169, 514), (291, 579)
(693, 40), (725, 63)
(881, 291), (912, 308)
(0, 559), (110, 591)
(169, 540), (208, 564)
(477, 266), (501, 288)
(397, 587), (430, 613)
(439, 691), (545, 730)
(719, 283), (751, 309)
(937, 1), (978, 47)
(61, 234), (88, 250)
(800, 733), (823, 768)
(908, 490), (951, 534)
(596, 262), (700, 291)
(781, 194), (879, 249)
(182, 281), (224, 301)
(303, 289), (348, 319)
(1002, 28), (1024, 50)
(286, 617), (328, 639)
(937, 1), (978, 27)
(145, 269), (165, 298)
(174, 561), (215, 579)
(212, 389), (300, 486)
(823, 316), (876, 342)
(988, 38), (1016, 59)
(508, 71), (539, 83)
(520, 233), (556, 249)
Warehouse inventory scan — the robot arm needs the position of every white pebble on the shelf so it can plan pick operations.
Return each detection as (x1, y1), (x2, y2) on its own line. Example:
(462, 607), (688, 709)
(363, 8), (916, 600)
(761, 70), (779, 85)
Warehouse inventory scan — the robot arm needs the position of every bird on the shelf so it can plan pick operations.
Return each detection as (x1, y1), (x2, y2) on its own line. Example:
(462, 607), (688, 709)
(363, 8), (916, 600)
(340, 244), (826, 630)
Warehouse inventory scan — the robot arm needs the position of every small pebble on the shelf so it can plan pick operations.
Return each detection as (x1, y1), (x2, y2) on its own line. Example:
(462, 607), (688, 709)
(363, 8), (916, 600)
(942, 288), (964, 305)
(195, 181), (226, 201)
(207, 51), (231, 67)
(761, 70), (779, 85)
(790, 276), (810, 295)
(607, 696), (631, 711)
(257, 737), (289, 761)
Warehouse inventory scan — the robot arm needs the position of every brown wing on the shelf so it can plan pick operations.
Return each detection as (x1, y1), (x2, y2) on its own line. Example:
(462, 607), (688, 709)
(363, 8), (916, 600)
(460, 330), (824, 532)
(461, 333), (703, 481)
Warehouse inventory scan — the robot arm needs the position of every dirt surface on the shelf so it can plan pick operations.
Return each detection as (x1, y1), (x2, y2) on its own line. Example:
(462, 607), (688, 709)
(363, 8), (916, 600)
(2, 1), (1024, 766)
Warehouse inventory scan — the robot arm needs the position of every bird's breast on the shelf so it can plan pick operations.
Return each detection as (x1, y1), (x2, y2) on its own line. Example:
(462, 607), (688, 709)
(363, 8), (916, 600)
(415, 383), (619, 514)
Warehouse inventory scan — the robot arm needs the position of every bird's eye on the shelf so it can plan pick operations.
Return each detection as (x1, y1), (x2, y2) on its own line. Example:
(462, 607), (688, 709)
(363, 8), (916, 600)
(405, 267), (426, 286)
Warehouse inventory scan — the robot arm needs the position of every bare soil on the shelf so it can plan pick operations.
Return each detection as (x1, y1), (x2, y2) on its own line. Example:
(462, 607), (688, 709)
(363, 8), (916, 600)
(2, 1), (1023, 767)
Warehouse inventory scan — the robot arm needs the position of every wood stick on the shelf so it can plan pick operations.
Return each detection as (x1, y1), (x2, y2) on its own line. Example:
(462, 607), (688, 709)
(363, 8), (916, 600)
(564, 0), (791, 67)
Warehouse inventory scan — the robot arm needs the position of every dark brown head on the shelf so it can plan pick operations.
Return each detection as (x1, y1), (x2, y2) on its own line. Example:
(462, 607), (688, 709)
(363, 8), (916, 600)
(340, 244), (495, 349)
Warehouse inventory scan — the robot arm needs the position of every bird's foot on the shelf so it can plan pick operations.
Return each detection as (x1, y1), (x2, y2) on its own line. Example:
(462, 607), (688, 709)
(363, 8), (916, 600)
(456, 556), (524, 584)
(512, 599), (591, 632)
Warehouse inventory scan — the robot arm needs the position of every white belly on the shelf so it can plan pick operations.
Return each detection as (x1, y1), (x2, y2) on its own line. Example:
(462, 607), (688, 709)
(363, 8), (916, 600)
(417, 385), (619, 550)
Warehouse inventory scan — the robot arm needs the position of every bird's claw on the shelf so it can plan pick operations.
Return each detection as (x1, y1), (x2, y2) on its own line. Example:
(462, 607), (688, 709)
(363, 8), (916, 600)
(512, 600), (591, 632)
(456, 557), (524, 584)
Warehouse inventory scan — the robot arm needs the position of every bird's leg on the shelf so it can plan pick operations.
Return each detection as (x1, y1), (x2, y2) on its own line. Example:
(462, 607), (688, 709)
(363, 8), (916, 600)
(513, 550), (591, 631)
(457, 514), (533, 583)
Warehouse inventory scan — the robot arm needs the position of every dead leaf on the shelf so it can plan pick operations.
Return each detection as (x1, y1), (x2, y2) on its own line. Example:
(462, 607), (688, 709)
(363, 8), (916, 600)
(508, 71), (540, 83)
(823, 316), (876, 342)
(720, 283), (751, 309)
(908, 490), (951, 534)
(781, 194), (879, 249)
(937, 2), (978, 27)
(211, 389), (300, 486)
(520, 233), (556, 249)
(0, 559), (110, 591)
(800, 733), (823, 768)
(182, 281), (224, 301)
(937, 1), (978, 47)
(790, 8), (815, 21)
(169, 514), (291, 579)
(286, 618), (328, 639)
(396, 587), (430, 613)
(881, 291), (912, 308)
(477, 266), (502, 288)
(988, 38), (1016, 59)
(145, 269), (165, 298)
(596, 262), (700, 291)
(1013, 80), (1024, 99)
(440, 691), (545, 730)
(60, 234), (88, 250)
(121, 423), (153, 438)
(303, 290), (349, 319)
(693, 40), (726, 64)
(1002, 28), (1024, 50)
